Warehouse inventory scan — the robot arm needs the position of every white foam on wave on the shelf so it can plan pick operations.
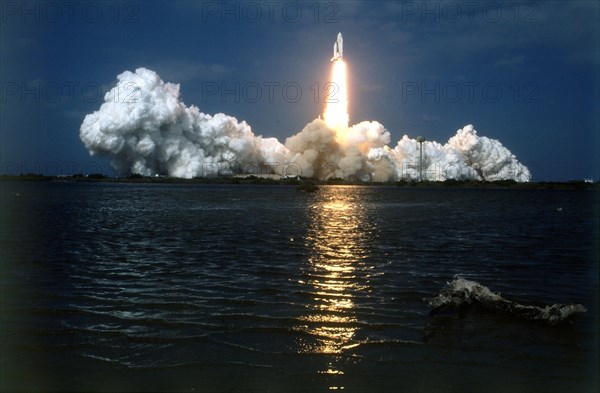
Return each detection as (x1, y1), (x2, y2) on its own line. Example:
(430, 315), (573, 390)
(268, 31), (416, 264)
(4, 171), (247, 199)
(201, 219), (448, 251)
(425, 275), (587, 325)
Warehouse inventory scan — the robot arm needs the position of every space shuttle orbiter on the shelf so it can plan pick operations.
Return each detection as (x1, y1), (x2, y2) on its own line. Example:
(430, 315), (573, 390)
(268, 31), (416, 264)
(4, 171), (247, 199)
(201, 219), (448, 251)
(330, 32), (343, 61)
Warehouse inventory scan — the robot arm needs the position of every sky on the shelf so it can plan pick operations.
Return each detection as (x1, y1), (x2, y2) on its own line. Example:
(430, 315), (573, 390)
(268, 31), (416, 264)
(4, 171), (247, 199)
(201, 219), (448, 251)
(1, 0), (599, 181)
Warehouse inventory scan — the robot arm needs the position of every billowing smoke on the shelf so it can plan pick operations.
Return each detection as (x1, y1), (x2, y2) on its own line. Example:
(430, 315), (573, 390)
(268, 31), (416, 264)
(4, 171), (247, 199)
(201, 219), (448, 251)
(284, 119), (395, 181)
(80, 68), (287, 178)
(80, 68), (531, 182)
(386, 126), (531, 182)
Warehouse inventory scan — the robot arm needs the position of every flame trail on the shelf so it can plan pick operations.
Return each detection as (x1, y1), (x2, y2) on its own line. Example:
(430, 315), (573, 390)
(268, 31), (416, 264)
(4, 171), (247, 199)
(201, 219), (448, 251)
(323, 60), (349, 139)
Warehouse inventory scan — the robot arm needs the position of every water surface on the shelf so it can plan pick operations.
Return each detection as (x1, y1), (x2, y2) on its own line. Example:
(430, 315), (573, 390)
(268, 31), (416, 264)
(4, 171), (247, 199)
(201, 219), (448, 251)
(1, 182), (597, 392)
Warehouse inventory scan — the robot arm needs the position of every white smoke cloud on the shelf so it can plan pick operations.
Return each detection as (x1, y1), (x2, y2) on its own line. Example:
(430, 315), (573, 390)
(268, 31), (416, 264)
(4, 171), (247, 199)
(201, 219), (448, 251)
(80, 68), (286, 178)
(80, 68), (531, 182)
(447, 125), (531, 182)
(284, 119), (396, 181)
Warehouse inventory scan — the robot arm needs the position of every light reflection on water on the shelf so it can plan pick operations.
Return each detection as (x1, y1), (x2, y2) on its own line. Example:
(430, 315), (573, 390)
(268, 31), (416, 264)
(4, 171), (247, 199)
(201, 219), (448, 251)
(298, 186), (377, 381)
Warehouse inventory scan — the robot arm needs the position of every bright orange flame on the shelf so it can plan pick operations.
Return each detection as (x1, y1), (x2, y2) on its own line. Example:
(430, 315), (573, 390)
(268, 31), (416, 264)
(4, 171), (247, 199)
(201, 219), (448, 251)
(323, 60), (349, 140)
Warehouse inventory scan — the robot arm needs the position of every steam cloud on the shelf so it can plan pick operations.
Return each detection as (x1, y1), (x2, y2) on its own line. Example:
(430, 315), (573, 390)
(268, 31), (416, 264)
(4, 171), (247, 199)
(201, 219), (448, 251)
(80, 68), (531, 182)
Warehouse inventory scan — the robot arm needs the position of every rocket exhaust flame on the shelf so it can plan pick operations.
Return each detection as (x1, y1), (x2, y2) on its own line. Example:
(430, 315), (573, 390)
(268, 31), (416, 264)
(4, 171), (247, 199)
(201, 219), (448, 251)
(323, 60), (349, 137)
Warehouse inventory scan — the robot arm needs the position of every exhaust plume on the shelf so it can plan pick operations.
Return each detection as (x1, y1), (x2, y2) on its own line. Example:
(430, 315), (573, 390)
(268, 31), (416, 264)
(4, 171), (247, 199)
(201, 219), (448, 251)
(80, 68), (287, 178)
(80, 68), (531, 182)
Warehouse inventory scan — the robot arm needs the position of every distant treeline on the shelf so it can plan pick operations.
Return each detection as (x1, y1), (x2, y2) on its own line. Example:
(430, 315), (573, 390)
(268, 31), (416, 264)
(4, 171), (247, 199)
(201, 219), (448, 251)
(1, 173), (598, 189)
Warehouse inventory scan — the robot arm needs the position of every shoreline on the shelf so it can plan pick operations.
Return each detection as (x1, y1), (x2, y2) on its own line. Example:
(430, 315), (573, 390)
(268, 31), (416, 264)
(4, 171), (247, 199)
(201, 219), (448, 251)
(1, 174), (597, 190)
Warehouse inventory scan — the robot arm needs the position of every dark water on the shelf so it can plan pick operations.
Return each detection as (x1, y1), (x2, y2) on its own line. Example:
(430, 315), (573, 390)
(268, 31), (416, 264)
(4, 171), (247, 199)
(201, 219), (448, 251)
(1, 182), (598, 392)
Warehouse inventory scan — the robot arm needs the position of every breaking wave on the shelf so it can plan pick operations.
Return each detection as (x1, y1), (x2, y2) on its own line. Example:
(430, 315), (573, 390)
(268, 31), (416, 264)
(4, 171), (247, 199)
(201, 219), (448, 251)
(425, 276), (587, 325)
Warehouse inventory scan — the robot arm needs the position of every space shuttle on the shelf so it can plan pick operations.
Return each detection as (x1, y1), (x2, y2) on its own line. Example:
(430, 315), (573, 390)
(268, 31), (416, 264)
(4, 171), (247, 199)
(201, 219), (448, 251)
(330, 32), (343, 61)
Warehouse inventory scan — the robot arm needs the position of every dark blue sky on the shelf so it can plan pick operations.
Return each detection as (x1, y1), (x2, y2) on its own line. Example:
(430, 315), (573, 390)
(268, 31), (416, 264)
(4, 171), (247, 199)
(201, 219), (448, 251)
(1, 0), (598, 180)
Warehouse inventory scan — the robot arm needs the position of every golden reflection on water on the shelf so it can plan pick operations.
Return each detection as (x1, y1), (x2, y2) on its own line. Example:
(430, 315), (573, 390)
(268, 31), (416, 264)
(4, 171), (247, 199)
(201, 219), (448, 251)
(298, 186), (374, 355)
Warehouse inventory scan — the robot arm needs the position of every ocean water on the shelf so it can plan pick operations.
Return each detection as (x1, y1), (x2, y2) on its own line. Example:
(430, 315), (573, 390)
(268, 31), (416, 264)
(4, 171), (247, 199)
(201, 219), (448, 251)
(0, 182), (598, 392)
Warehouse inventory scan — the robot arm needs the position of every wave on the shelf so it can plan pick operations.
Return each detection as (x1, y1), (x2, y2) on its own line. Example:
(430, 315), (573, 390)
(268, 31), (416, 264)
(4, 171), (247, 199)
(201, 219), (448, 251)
(425, 276), (587, 325)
